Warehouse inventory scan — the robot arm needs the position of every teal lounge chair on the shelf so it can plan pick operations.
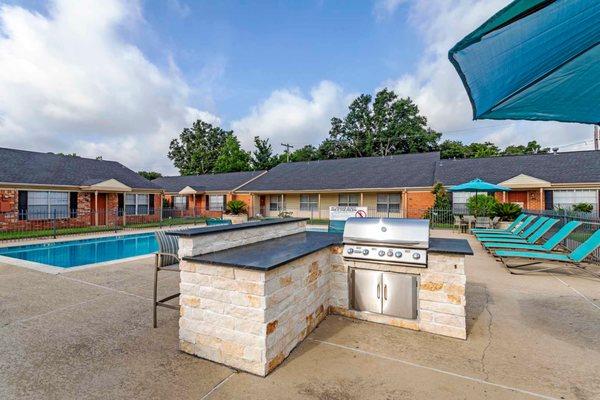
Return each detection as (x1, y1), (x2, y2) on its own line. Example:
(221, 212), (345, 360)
(496, 228), (600, 276)
(476, 216), (542, 240)
(474, 215), (536, 238)
(484, 220), (579, 250)
(471, 214), (525, 234)
(482, 218), (558, 246)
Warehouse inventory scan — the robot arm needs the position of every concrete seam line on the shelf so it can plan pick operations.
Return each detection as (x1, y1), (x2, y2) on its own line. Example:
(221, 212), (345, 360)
(1, 293), (113, 328)
(200, 371), (237, 400)
(552, 274), (600, 312)
(308, 339), (560, 400)
(59, 275), (153, 301)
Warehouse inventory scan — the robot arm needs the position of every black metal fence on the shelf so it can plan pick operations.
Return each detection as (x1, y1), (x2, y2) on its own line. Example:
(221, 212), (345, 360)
(0, 207), (223, 241)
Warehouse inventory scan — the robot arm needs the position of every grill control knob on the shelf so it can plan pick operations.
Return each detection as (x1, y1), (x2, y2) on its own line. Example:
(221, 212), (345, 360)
(395, 251), (403, 258)
(378, 250), (386, 257)
(347, 248), (354, 254)
(362, 249), (369, 256)
(387, 250), (394, 257)
(412, 253), (421, 260)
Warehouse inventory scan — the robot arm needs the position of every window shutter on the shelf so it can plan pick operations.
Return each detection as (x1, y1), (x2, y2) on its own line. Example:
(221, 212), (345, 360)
(118, 193), (124, 216)
(70, 192), (78, 218)
(149, 194), (155, 215)
(205, 195), (209, 210)
(18, 190), (28, 221)
(223, 195), (227, 211)
(185, 196), (189, 210)
(544, 190), (553, 210)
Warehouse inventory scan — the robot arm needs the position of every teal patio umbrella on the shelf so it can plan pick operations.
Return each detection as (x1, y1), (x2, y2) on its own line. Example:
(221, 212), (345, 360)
(449, 179), (510, 216)
(449, 0), (599, 124)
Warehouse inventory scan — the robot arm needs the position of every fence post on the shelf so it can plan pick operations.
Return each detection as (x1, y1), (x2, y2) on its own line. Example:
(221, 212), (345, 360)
(52, 209), (57, 239)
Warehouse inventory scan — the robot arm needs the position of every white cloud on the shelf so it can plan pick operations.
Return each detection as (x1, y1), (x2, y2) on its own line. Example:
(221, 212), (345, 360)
(0, 0), (216, 174)
(231, 81), (353, 151)
(384, 0), (593, 152)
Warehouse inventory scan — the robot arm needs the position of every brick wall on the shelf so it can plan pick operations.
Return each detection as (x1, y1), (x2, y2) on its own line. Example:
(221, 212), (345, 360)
(406, 191), (435, 218)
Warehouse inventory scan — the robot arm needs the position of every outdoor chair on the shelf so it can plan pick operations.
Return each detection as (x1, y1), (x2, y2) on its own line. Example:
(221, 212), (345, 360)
(453, 216), (466, 233)
(484, 220), (581, 251)
(495, 228), (600, 276)
(153, 230), (181, 328)
(481, 218), (557, 246)
(491, 216), (500, 228)
(475, 215), (536, 238)
(463, 215), (475, 232)
(471, 213), (525, 234)
(477, 216), (547, 241)
(475, 217), (491, 229)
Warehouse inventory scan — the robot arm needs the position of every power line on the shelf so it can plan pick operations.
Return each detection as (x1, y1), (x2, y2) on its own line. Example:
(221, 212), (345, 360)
(281, 142), (294, 162)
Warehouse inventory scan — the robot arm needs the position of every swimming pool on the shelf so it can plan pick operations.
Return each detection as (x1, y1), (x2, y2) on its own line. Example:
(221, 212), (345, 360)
(0, 233), (158, 268)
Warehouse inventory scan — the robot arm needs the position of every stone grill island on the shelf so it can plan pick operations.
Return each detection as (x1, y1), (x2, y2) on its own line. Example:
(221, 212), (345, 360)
(168, 218), (472, 376)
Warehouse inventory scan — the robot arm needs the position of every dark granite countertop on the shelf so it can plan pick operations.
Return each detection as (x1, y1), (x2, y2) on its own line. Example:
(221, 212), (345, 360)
(184, 231), (343, 271)
(166, 218), (308, 237)
(429, 238), (473, 255)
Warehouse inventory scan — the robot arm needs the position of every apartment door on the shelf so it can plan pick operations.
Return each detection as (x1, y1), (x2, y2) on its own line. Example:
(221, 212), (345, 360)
(508, 191), (528, 209)
(91, 193), (107, 226)
(259, 195), (266, 215)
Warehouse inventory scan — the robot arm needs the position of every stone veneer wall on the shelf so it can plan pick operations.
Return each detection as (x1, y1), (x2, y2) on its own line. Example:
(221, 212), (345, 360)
(330, 248), (466, 340)
(179, 247), (331, 376)
(177, 220), (307, 259)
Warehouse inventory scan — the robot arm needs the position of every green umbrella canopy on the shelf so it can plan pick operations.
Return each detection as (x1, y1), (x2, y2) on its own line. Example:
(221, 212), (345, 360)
(449, 0), (600, 124)
(449, 178), (511, 193)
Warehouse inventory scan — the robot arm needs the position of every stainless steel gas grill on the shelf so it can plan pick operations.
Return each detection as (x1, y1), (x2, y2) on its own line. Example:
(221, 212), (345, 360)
(343, 218), (430, 266)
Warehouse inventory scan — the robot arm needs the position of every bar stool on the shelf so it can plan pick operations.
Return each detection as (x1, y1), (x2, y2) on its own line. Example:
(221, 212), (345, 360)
(153, 230), (180, 328)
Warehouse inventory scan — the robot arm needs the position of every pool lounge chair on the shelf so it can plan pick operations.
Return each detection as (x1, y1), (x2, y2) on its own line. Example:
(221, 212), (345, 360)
(484, 220), (577, 250)
(477, 217), (548, 241)
(153, 230), (181, 328)
(471, 214), (525, 234)
(475, 215), (536, 238)
(482, 218), (559, 246)
(495, 228), (600, 276)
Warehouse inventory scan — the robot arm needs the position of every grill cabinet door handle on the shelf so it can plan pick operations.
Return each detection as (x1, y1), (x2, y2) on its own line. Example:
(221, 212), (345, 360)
(377, 283), (381, 299)
(384, 284), (388, 300)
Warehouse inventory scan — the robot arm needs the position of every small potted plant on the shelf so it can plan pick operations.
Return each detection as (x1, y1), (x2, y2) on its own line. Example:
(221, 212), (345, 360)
(223, 200), (248, 224)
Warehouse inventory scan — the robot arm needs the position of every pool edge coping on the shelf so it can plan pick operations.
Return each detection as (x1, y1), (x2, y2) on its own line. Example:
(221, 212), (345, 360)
(0, 253), (154, 275)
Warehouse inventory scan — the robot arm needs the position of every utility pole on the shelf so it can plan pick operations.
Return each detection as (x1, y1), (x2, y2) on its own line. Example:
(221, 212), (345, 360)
(281, 143), (294, 162)
(594, 125), (600, 151)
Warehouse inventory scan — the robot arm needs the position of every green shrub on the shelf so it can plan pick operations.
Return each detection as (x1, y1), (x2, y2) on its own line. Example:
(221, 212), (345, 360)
(466, 194), (498, 216)
(226, 200), (247, 215)
(493, 202), (522, 220)
(572, 203), (593, 213)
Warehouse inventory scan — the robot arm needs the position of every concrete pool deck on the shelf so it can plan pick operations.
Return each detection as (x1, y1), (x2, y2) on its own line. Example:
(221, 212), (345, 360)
(0, 230), (599, 399)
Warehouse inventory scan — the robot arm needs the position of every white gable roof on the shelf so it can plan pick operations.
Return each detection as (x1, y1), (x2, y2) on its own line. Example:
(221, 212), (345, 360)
(499, 174), (551, 188)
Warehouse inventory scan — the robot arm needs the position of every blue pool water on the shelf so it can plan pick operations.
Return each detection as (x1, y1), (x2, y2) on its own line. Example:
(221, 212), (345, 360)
(0, 233), (158, 268)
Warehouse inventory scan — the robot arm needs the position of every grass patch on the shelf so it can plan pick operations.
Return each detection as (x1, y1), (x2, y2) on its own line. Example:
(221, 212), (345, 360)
(122, 217), (207, 229)
(0, 225), (121, 241)
(307, 219), (330, 225)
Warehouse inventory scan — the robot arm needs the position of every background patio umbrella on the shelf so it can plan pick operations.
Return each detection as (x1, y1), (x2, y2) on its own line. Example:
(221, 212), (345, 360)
(449, 0), (599, 124)
(449, 178), (510, 216)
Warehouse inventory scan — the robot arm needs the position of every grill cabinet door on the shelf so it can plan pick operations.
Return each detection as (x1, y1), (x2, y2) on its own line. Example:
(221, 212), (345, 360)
(382, 273), (417, 319)
(352, 269), (382, 314)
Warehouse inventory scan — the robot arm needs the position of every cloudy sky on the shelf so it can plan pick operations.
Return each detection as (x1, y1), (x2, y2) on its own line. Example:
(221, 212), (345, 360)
(0, 0), (594, 174)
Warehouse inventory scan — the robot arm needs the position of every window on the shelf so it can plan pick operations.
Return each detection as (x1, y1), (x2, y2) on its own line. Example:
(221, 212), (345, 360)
(28, 191), (69, 220)
(338, 194), (359, 207)
(451, 192), (477, 213)
(173, 196), (187, 210)
(300, 194), (318, 211)
(376, 193), (400, 213)
(553, 190), (598, 210)
(125, 194), (149, 215)
(269, 195), (282, 211)
(208, 195), (225, 211)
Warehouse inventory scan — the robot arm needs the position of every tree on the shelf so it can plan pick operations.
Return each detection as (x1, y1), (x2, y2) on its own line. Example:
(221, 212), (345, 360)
(290, 145), (319, 162)
(213, 134), (251, 173)
(138, 171), (162, 180)
(251, 136), (279, 170)
(322, 89), (440, 159)
(465, 142), (500, 158)
(502, 140), (549, 156)
(168, 119), (230, 175)
(439, 140), (467, 159)
(431, 182), (451, 210)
